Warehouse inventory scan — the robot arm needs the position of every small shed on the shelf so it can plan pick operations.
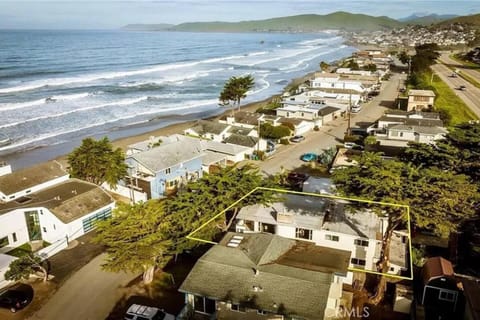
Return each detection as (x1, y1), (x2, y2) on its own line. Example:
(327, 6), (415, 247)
(421, 257), (461, 313)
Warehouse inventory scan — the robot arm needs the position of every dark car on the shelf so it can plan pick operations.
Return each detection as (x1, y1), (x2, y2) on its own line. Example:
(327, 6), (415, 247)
(0, 287), (33, 313)
(287, 172), (309, 184)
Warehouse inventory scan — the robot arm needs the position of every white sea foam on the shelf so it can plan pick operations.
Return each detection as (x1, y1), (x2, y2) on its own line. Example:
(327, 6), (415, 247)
(0, 96), (149, 129)
(0, 92), (90, 111)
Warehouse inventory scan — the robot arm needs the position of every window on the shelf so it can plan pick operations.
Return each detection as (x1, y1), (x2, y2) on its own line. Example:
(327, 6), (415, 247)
(230, 304), (246, 312)
(351, 258), (366, 266)
(390, 131), (398, 137)
(9, 195), (14, 199)
(295, 228), (312, 240)
(399, 132), (404, 137)
(165, 168), (171, 174)
(439, 291), (455, 302)
(257, 309), (268, 315)
(26, 190), (31, 194)
(43, 227), (47, 233)
(53, 224), (56, 230)
(12, 232), (17, 242)
(354, 239), (369, 247)
(0, 236), (9, 248)
(325, 234), (340, 242)
(193, 296), (215, 314)
(82, 208), (112, 233)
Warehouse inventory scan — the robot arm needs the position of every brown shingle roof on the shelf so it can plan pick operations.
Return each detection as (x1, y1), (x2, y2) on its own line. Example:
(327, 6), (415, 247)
(0, 161), (68, 196)
(422, 257), (454, 285)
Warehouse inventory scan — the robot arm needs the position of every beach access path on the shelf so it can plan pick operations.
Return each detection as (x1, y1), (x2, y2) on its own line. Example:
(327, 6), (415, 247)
(255, 72), (404, 175)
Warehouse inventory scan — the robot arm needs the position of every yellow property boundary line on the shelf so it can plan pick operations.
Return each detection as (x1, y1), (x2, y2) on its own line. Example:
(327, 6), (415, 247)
(187, 187), (413, 280)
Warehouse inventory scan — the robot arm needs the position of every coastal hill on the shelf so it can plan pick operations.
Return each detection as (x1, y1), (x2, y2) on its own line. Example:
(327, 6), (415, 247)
(122, 23), (173, 31)
(400, 14), (458, 25)
(123, 11), (403, 32)
(436, 13), (480, 28)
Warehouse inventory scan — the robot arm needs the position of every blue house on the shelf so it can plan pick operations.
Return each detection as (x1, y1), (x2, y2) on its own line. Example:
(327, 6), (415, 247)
(126, 139), (204, 199)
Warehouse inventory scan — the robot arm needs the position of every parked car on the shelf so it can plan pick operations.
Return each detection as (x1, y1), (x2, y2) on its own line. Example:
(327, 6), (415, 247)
(290, 135), (305, 143)
(0, 287), (33, 313)
(458, 85), (466, 91)
(124, 304), (175, 320)
(301, 153), (317, 162)
(287, 172), (309, 184)
(344, 142), (361, 149)
(351, 105), (362, 113)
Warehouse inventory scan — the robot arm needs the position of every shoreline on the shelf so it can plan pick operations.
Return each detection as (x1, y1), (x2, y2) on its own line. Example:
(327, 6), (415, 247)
(1, 64), (336, 170)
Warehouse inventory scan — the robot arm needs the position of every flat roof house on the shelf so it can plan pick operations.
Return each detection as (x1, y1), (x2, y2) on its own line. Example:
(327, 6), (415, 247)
(179, 232), (352, 320)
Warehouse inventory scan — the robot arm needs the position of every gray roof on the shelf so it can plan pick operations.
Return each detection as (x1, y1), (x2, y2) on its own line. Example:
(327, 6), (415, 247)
(318, 106), (340, 116)
(200, 140), (249, 156)
(0, 179), (113, 223)
(0, 161), (68, 196)
(190, 120), (229, 135)
(129, 139), (204, 173)
(379, 116), (444, 128)
(228, 126), (255, 135)
(232, 111), (263, 125)
(179, 232), (350, 320)
(224, 134), (258, 148)
(238, 194), (382, 239)
(389, 124), (447, 135)
(201, 151), (227, 166)
(408, 89), (435, 97)
(237, 194), (328, 230)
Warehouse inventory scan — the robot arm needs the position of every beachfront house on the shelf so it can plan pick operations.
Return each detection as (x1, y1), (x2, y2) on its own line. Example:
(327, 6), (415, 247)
(235, 193), (408, 284)
(0, 162), (115, 287)
(309, 74), (366, 94)
(219, 111), (264, 129)
(407, 89), (436, 112)
(184, 120), (230, 142)
(125, 138), (204, 199)
(178, 232), (352, 320)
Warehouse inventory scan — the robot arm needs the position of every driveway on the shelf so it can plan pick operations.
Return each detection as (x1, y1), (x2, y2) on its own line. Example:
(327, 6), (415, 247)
(256, 73), (403, 175)
(27, 253), (139, 320)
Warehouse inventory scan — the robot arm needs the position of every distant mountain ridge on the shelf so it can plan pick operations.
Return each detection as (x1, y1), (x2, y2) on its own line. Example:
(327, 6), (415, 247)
(123, 11), (403, 33)
(400, 14), (458, 25)
(122, 11), (480, 33)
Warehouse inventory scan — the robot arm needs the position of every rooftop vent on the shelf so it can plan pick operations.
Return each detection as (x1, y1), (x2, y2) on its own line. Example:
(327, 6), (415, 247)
(227, 235), (243, 248)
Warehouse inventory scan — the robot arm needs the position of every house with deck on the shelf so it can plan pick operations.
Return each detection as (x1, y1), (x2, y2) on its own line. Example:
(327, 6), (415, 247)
(235, 193), (408, 284)
(125, 139), (204, 199)
(179, 232), (352, 320)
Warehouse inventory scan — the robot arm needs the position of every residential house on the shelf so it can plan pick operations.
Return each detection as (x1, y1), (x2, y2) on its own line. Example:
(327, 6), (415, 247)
(310, 74), (366, 94)
(277, 118), (314, 136)
(179, 232), (352, 320)
(199, 140), (250, 171)
(421, 257), (462, 315)
(407, 90), (435, 112)
(373, 111), (447, 147)
(235, 193), (408, 284)
(219, 111), (264, 129)
(184, 120), (230, 142)
(0, 161), (69, 203)
(125, 139), (204, 199)
(0, 161), (11, 177)
(223, 134), (267, 154)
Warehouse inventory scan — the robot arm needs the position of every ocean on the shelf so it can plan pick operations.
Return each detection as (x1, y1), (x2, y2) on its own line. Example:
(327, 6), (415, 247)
(0, 30), (355, 167)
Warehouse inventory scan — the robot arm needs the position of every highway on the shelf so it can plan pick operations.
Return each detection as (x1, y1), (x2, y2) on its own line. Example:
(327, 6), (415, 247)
(439, 52), (480, 84)
(431, 56), (480, 118)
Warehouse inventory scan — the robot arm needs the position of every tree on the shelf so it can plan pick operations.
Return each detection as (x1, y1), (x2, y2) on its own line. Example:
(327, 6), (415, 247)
(93, 200), (172, 284)
(67, 137), (128, 189)
(164, 164), (277, 255)
(219, 75), (255, 110)
(332, 152), (479, 304)
(398, 51), (410, 64)
(259, 123), (291, 140)
(319, 61), (330, 71)
(5, 254), (49, 282)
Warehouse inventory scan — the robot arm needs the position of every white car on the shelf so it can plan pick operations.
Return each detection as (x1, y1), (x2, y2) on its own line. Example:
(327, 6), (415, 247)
(124, 304), (175, 320)
(351, 105), (362, 113)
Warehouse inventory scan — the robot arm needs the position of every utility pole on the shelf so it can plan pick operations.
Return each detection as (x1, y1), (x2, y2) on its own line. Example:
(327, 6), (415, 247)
(347, 91), (352, 136)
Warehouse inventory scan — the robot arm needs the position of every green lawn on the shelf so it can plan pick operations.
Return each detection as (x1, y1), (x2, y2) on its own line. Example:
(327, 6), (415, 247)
(450, 54), (480, 69)
(420, 72), (478, 125)
(7, 242), (32, 257)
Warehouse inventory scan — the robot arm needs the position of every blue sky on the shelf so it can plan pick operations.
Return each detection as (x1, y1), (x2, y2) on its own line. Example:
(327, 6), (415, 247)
(1, 0), (479, 29)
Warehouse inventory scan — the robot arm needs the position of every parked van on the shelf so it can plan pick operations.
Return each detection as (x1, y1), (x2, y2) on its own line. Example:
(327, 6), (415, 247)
(124, 304), (175, 320)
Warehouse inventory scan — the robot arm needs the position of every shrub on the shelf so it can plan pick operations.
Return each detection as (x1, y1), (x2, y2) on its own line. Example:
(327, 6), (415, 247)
(314, 125), (320, 131)
(279, 138), (290, 145)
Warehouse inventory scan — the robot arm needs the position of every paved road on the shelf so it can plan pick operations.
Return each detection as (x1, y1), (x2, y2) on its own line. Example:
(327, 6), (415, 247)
(438, 52), (480, 83)
(431, 62), (480, 118)
(255, 73), (404, 175)
(27, 254), (138, 320)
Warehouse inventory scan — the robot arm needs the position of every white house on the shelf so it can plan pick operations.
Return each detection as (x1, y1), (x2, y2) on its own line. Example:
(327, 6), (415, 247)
(310, 74), (366, 94)
(0, 161), (69, 203)
(0, 179), (115, 256)
(235, 193), (408, 284)
(184, 120), (231, 142)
